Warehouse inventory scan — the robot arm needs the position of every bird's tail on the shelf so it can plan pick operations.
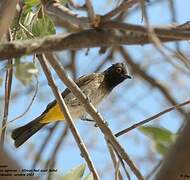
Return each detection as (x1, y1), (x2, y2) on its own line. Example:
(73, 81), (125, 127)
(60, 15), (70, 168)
(11, 116), (47, 148)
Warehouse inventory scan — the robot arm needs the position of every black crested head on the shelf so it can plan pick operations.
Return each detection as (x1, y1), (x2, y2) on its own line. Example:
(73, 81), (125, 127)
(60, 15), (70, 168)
(103, 63), (131, 91)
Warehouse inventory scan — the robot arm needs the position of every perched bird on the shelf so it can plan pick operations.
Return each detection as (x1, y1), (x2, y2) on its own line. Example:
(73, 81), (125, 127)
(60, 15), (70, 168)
(12, 63), (131, 148)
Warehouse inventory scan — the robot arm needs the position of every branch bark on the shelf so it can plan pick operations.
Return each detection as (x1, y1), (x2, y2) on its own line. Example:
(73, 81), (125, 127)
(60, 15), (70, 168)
(115, 98), (190, 137)
(102, 0), (139, 21)
(37, 54), (99, 180)
(32, 122), (59, 169)
(0, 0), (19, 40)
(44, 53), (144, 180)
(41, 0), (89, 28)
(119, 47), (188, 118)
(1, 21), (190, 60)
(0, 59), (13, 149)
(155, 118), (190, 180)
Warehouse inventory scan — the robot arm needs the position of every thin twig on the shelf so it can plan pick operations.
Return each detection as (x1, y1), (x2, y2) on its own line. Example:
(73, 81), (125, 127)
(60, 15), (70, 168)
(41, 0), (89, 28)
(0, 59), (13, 149)
(106, 141), (124, 180)
(115, 99), (190, 137)
(45, 125), (68, 169)
(95, 49), (114, 72)
(168, 0), (179, 50)
(164, 46), (190, 73)
(44, 52), (144, 180)
(85, 0), (96, 23)
(32, 122), (59, 169)
(19, 23), (35, 38)
(119, 47), (188, 118)
(0, 76), (39, 138)
(70, 50), (77, 80)
(102, 0), (138, 22)
(67, 0), (87, 11)
(10, 77), (38, 121)
(37, 53), (100, 180)
(47, 160), (55, 180)
(101, 21), (190, 39)
(139, 0), (178, 76)
(46, 125), (68, 180)
(146, 160), (162, 180)
(109, 140), (131, 180)
(0, 29), (13, 149)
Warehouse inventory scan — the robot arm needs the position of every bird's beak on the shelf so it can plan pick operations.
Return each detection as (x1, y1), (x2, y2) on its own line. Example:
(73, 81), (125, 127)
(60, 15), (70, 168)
(123, 74), (132, 79)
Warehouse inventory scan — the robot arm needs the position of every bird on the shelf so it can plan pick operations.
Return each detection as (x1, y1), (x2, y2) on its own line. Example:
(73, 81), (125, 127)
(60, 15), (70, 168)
(11, 63), (131, 148)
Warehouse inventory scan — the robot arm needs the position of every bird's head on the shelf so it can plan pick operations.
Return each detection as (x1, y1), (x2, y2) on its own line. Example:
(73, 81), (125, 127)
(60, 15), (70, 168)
(103, 63), (131, 90)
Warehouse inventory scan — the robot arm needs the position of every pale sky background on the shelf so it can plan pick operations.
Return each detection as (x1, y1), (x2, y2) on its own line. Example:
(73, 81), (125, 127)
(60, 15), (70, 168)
(1, 0), (190, 179)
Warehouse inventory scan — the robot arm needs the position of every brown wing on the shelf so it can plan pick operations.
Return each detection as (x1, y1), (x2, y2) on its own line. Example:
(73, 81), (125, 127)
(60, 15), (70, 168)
(42, 73), (104, 115)
(62, 73), (104, 107)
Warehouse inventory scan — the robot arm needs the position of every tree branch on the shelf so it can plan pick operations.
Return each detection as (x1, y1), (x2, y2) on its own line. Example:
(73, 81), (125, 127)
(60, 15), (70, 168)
(115, 98), (190, 137)
(37, 54), (99, 180)
(155, 118), (190, 180)
(102, 0), (139, 21)
(86, 0), (96, 23)
(1, 21), (190, 60)
(32, 122), (59, 169)
(46, 125), (68, 180)
(119, 47), (188, 118)
(106, 140), (124, 180)
(41, 0), (89, 28)
(0, 0), (19, 40)
(0, 59), (13, 149)
(44, 52), (144, 180)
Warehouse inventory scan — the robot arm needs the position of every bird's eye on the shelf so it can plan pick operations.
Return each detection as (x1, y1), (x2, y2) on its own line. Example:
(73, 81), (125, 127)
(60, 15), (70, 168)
(116, 67), (122, 73)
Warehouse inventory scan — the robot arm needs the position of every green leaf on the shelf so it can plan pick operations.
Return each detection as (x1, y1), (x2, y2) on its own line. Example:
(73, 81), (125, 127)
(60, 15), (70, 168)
(154, 142), (170, 156)
(32, 15), (55, 37)
(14, 9), (36, 40)
(23, 11), (35, 27)
(0, 78), (3, 86)
(139, 125), (176, 156)
(14, 58), (21, 66)
(15, 29), (28, 40)
(60, 0), (69, 4)
(24, 0), (40, 7)
(62, 164), (86, 180)
(83, 173), (93, 180)
(139, 125), (174, 143)
(14, 62), (38, 85)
